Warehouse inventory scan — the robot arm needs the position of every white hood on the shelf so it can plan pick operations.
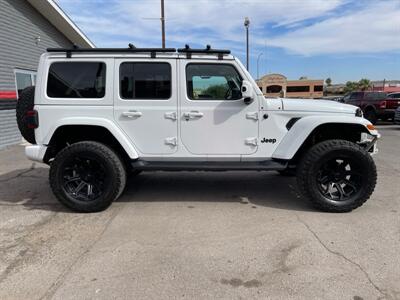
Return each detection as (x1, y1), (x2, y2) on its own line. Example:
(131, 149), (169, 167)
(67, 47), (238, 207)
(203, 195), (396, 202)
(281, 98), (356, 114)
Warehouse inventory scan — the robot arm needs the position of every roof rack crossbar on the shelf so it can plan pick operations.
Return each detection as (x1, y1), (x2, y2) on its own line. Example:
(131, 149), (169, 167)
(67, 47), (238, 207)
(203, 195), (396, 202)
(177, 44), (231, 59)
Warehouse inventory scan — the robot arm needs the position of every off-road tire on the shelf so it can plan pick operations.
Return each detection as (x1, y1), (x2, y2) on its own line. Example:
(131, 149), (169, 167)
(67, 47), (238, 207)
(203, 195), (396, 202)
(16, 86), (36, 144)
(277, 169), (296, 177)
(296, 139), (377, 212)
(49, 141), (127, 212)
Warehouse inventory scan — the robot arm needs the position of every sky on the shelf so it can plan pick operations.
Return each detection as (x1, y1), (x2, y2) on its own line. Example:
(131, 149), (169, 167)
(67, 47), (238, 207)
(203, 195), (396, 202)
(55, 0), (400, 83)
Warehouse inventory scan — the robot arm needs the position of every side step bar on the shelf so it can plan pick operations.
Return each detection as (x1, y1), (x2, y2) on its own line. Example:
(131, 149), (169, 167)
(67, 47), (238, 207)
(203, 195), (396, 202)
(131, 159), (288, 171)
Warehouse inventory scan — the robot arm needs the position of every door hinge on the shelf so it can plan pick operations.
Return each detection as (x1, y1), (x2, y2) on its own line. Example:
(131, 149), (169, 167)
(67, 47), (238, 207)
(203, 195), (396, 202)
(165, 137), (177, 146)
(245, 137), (258, 146)
(164, 111), (177, 121)
(246, 112), (259, 120)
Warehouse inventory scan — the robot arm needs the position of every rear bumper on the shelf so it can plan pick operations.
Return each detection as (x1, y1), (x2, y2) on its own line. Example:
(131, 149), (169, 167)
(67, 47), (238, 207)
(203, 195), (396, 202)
(25, 145), (47, 162)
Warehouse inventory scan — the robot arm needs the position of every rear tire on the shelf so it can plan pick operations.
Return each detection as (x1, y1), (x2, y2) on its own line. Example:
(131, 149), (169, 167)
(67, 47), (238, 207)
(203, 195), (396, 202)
(364, 109), (377, 124)
(296, 139), (376, 212)
(49, 141), (127, 212)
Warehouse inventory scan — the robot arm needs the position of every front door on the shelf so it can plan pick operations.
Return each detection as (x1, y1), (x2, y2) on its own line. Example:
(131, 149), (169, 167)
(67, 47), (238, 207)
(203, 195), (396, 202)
(114, 59), (178, 155)
(179, 61), (259, 155)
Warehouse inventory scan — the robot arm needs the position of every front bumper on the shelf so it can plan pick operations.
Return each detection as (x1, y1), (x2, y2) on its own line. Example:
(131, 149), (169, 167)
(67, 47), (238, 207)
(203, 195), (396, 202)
(25, 145), (48, 162)
(360, 132), (379, 155)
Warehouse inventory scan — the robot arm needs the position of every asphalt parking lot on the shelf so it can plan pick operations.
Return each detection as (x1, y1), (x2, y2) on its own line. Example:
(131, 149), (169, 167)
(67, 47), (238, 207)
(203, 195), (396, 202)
(0, 125), (399, 300)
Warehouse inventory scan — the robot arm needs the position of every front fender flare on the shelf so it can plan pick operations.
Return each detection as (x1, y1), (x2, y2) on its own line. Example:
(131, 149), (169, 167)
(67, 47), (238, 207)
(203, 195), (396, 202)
(272, 115), (375, 160)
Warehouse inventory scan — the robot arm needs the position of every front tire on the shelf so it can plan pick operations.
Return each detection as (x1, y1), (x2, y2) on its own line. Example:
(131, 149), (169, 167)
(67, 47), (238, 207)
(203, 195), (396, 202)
(49, 141), (127, 212)
(296, 139), (377, 212)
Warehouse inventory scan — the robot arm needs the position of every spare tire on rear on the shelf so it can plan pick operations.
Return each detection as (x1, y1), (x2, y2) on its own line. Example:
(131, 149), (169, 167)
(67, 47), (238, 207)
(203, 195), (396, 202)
(16, 86), (36, 144)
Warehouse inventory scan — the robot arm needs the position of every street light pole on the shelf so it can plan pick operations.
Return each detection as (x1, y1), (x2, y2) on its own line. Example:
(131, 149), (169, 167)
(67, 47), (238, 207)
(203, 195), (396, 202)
(161, 0), (165, 48)
(244, 17), (250, 71)
(257, 53), (263, 80)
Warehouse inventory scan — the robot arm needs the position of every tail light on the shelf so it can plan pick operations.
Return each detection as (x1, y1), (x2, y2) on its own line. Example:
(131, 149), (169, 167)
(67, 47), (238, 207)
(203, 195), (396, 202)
(379, 100), (386, 109)
(26, 110), (39, 129)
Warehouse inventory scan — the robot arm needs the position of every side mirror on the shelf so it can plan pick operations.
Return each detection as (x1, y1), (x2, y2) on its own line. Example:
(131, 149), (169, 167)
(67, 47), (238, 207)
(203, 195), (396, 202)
(241, 80), (253, 104)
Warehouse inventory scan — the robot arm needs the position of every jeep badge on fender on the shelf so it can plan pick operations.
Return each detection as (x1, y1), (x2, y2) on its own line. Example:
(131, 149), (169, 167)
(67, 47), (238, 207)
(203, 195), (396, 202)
(20, 44), (379, 213)
(261, 138), (277, 144)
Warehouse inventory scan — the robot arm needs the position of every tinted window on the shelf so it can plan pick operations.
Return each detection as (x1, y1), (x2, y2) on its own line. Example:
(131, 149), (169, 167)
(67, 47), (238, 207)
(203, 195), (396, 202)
(120, 63), (171, 99)
(47, 62), (106, 98)
(313, 85), (323, 92)
(186, 64), (242, 100)
(389, 93), (400, 99)
(287, 86), (310, 93)
(349, 92), (362, 99)
(365, 92), (386, 100)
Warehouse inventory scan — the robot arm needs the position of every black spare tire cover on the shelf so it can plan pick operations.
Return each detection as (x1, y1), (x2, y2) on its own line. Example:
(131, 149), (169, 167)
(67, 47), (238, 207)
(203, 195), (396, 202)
(16, 86), (36, 144)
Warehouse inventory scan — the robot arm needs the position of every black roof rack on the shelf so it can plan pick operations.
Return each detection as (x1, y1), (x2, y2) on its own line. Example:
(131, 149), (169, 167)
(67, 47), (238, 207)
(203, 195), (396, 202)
(47, 44), (176, 58)
(177, 44), (231, 59)
(47, 44), (231, 59)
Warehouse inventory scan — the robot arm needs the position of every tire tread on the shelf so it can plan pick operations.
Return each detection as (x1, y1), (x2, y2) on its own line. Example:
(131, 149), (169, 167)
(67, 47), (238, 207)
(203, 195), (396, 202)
(296, 139), (377, 212)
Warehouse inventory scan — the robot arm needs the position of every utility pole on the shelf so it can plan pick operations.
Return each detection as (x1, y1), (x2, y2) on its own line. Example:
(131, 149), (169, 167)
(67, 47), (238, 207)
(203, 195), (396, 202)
(161, 0), (165, 48)
(257, 53), (263, 80)
(244, 17), (250, 71)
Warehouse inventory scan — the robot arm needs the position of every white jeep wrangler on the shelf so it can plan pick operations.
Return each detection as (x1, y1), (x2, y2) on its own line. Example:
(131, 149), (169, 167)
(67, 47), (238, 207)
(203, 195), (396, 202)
(17, 45), (379, 213)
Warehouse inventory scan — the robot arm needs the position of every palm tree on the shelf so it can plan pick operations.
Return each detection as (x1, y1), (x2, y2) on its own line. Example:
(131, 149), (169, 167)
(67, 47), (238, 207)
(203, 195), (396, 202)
(358, 78), (372, 91)
(325, 78), (332, 86)
(344, 81), (358, 93)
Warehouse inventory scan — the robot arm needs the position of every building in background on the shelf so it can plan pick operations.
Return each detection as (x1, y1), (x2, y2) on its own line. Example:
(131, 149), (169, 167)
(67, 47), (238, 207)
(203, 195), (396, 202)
(372, 80), (400, 93)
(256, 74), (324, 98)
(0, 0), (94, 148)
(325, 84), (345, 95)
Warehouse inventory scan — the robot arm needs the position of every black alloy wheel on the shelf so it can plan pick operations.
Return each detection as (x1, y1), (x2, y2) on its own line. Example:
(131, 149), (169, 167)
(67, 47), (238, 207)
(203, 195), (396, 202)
(50, 141), (126, 212)
(62, 155), (107, 202)
(316, 157), (362, 203)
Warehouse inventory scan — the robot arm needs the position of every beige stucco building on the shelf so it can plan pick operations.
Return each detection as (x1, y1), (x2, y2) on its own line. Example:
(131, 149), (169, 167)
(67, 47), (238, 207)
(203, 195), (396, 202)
(256, 74), (324, 98)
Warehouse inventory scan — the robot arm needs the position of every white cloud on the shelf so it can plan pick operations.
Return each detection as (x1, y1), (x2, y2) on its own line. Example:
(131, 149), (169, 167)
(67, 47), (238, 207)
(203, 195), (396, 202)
(56, 0), (346, 47)
(266, 0), (400, 55)
(56, 0), (400, 56)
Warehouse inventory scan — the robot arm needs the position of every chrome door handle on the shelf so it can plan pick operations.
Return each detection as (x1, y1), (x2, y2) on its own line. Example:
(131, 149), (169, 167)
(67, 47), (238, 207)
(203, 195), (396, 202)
(183, 111), (204, 120)
(122, 111), (142, 118)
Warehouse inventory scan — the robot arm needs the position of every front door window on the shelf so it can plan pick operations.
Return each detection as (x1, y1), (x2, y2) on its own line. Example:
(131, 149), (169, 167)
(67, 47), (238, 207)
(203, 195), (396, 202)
(186, 64), (242, 100)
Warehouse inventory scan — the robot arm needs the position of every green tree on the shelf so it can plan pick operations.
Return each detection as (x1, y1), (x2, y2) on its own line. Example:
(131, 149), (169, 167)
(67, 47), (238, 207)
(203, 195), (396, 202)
(344, 81), (358, 93)
(204, 84), (228, 99)
(325, 77), (332, 86)
(358, 78), (372, 91)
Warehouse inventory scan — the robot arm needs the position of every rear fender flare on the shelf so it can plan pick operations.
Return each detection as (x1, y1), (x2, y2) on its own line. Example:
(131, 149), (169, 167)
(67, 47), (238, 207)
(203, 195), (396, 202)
(43, 117), (139, 159)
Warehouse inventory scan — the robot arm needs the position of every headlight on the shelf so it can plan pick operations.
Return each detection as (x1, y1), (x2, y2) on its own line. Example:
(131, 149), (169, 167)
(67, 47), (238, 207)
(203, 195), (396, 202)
(355, 108), (363, 117)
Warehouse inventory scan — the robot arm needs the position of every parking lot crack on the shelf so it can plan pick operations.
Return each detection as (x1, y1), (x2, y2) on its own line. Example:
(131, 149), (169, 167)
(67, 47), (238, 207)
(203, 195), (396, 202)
(295, 214), (386, 298)
(40, 205), (124, 300)
(0, 163), (36, 183)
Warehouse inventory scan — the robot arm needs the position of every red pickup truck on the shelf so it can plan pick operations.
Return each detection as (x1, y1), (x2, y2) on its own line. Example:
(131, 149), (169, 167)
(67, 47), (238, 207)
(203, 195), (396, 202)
(342, 91), (400, 124)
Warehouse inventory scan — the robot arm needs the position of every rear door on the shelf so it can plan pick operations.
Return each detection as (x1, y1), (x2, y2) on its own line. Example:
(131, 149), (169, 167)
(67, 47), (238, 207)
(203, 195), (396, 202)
(114, 59), (178, 155)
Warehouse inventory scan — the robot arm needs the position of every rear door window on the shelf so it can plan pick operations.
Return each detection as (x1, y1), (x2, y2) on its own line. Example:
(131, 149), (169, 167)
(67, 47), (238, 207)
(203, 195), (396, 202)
(47, 62), (106, 98)
(119, 63), (171, 100)
(365, 92), (386, 100)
